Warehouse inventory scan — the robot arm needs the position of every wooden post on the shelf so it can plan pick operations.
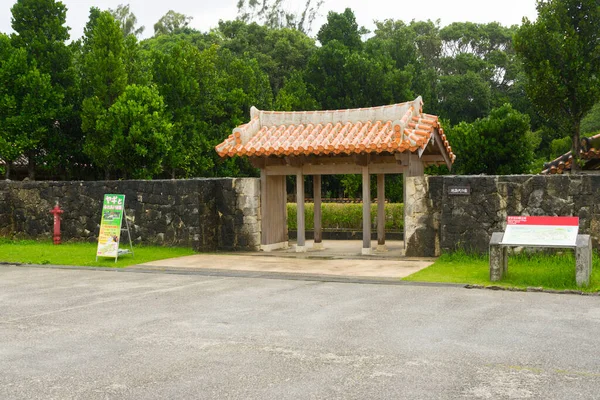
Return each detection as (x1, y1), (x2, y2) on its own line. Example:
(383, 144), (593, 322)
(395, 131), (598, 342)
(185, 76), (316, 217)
(362, 166), (371, 255)
(313, 175), (323, 249)
(296, 171), (306, 252)
(260, 169), (267, 247)
(377, 174), (386, 252)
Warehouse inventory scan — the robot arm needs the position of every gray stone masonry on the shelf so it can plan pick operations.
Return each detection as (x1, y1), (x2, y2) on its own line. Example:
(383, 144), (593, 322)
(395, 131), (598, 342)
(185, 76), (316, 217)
(0, 178), (261, 252)
(404, 175), (600, 256)
(576, 235), (592, 287)
(489, 232), (507, 281)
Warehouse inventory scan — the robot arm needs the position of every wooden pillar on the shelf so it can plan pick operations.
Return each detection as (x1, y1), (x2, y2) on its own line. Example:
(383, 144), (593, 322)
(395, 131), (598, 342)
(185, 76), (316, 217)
(296, 171), (306, 252)
(260, 169), (267, 247)
(362, 166), (371, 255)
(377, 174), (386, 252)
(313, 175), (323, 249)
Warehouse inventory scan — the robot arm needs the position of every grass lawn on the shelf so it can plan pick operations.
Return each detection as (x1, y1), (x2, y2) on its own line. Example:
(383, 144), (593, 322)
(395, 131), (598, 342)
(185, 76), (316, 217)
(404, 250), (600, 292)
(0, 239), (195, 268)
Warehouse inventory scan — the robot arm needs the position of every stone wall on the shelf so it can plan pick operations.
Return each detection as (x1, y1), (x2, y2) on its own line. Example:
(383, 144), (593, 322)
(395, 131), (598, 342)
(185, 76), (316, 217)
(0, 178), (261, 251)
(405, 175), (600, 256)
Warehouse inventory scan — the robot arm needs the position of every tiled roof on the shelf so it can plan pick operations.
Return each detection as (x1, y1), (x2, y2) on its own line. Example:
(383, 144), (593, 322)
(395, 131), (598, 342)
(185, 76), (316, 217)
(542, 133), (600, 174)
(215, 97), (455, 164)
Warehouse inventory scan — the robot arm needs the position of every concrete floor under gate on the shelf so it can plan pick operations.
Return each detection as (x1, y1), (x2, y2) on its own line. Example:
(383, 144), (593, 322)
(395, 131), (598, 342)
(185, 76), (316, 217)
(138, 240), (435, 279)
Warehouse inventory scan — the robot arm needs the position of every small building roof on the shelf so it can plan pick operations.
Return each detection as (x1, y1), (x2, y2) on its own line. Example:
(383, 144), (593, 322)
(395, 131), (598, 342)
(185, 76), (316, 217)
(542, 133), (600, 174)
(215, 97), (455, 167)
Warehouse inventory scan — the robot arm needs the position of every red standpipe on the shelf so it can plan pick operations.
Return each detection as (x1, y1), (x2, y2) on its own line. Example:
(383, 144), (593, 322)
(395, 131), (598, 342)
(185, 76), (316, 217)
(50, 202), (64, 245)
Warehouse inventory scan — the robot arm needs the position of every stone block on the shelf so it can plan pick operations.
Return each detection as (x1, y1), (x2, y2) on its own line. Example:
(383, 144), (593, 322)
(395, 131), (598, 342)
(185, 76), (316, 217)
(575, 234), (592, 287)
(489, 232), (507, 282)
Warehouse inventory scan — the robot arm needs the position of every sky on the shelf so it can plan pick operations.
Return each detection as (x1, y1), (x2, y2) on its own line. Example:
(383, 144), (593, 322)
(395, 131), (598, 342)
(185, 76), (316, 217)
(0, 0), (538, 40)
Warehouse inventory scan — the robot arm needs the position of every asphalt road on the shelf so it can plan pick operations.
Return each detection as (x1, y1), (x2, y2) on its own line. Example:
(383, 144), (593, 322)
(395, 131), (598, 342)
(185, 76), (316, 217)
(1, 265), (599, 399)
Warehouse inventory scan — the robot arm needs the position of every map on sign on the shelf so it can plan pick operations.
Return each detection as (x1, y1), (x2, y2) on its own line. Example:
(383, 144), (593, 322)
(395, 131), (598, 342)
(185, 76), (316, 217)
(501, 216), (579, 247)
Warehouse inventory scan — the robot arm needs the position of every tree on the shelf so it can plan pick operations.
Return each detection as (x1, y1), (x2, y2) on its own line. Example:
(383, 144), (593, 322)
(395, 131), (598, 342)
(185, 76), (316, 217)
(109, 3), (144, 37)
(85, 85), (172, 179)
(274, 71), (319, 111)
(10, 0), (73, 179)
(151, 42), (219, 177)
(448, 104), (535, 175)
(514, 0), (600, 172)
(154, 10), (193, 36)
(236, 0), (323, 34)
(0, 36), (59, 179)
(216, 20), (315, 94)
(317, 8), (365, 50)
(81, 11), (128, 178)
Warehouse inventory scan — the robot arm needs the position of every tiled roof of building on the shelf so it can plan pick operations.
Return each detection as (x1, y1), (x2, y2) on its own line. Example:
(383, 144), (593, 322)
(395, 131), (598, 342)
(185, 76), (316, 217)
(215, 97), (455, 164)
(542, 133), (600, 174)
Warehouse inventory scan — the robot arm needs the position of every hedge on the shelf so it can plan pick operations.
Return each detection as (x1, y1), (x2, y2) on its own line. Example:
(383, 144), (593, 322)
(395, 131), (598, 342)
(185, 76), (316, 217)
(287, 203), (403, 231)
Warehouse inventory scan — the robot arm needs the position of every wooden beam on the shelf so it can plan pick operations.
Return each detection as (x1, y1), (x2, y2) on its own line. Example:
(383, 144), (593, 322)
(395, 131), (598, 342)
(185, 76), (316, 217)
(377, 174), (386, 251)
(265, 163), (405, 176)
(362, 166), (371, 255)
(250, 157), (266, 169)
(432, 129), (453, 170)
(296, 172), (306, 252)
(313, 175), (323, 249)
(420, 155), (445, 162)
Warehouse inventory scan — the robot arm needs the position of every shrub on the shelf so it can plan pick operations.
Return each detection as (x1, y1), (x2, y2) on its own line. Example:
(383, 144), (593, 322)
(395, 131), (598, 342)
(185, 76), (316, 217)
(287, 203), (403, 231)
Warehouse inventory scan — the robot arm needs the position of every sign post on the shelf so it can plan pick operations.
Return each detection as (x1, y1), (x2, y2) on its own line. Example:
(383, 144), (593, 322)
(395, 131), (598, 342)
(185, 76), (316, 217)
(501, 216), (579, 247)
(96, 194), (134, 262)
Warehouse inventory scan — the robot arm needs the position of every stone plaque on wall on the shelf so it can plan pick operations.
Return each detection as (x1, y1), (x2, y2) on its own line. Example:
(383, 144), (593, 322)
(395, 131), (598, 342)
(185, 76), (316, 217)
(448, 185), (471, 195)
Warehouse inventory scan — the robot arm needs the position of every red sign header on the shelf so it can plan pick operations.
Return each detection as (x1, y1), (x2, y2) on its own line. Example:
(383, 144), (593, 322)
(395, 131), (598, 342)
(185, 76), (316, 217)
(507, 216), (579, 226)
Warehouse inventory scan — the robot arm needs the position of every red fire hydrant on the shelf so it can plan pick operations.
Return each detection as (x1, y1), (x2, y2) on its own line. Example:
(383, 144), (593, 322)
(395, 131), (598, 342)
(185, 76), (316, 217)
(50, 202), (64, 245)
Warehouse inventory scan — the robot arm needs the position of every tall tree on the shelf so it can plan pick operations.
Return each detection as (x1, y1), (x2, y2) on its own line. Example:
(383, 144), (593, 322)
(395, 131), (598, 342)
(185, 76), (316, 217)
(0, 35), (59, 179)
(154, 10), (193, 36)
(236, 0), (323, 34)
(317, 8), (365, 50)
(514, 0), (600, 172)
(109, 3), (144, 37)
(81, 11), (128, 178)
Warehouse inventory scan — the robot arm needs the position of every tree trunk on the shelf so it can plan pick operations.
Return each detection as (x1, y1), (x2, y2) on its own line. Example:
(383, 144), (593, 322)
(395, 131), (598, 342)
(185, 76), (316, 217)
(27, 151), (36, 180)
(104, 167), (110, 180)
(571, 120), (581, 173)
(5, 162), (10, 180)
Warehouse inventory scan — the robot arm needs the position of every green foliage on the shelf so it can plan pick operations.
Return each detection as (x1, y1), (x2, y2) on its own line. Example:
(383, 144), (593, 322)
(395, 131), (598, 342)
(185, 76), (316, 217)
(109, 3), (144, 37)
(514, 0), (600, 170)
(317, 8), (364, 50)
(581, 101), (600, 135)
(449, 104), (534, 174)
(154, 10), (193, 36)
(236, 0), (323, 34)
(81, 11), (127, 108)
(84, 84), (172, 179)
(0, 36), (60, 178)
(549, 136), (572, 158)
(274, 71), (319, 111)
(287, 203), (404, 231)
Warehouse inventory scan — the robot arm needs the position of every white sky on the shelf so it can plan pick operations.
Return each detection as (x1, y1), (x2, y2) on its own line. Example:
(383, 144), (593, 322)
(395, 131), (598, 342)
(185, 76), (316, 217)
(0, 0), (538, 40)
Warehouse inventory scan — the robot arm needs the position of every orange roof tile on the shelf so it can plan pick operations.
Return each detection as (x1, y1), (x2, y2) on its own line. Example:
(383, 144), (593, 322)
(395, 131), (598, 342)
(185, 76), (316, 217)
(215, 97), (455, 165)
(542, 133), (600, 174)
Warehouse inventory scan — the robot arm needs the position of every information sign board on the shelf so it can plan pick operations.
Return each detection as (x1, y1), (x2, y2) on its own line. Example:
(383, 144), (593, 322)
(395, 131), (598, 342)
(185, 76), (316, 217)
(97, 194), (125, 258)
(501, 216), (579, 247)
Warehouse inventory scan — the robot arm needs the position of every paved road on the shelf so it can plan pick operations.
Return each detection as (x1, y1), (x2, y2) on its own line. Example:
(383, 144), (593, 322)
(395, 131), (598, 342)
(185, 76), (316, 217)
(1, 266), (599, 399)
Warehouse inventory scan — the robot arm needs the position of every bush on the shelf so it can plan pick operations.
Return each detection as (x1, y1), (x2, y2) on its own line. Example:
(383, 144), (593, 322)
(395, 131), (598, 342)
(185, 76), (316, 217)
(287, 203), (403, 231)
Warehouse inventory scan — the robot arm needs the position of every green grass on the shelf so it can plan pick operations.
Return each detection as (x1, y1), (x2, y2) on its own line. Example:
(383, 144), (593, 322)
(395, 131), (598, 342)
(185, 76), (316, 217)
(404, 250), (600, 292)
(287, 203), (403, 231)
(0, 238), (195, 268)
